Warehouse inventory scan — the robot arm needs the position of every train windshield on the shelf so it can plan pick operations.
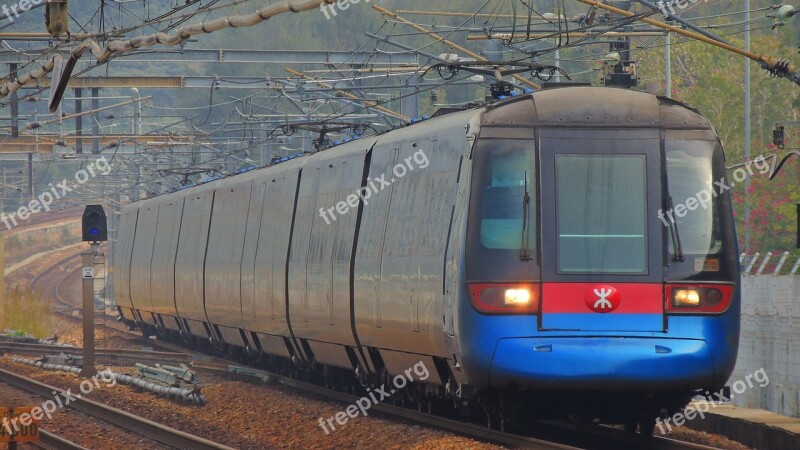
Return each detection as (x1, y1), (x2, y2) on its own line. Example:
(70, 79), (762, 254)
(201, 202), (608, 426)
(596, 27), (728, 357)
(555, 154), (648, 274)
(666, 141), (724, 257)
(467, 140), (538, 281)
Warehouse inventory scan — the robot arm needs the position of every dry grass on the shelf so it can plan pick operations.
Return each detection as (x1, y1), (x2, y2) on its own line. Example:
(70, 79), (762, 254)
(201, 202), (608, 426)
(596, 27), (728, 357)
(1, 287), (54, 338)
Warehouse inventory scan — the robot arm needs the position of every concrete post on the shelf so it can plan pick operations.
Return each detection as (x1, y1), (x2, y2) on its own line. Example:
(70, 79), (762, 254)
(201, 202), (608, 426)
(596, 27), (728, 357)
(79, 243), (98, 378)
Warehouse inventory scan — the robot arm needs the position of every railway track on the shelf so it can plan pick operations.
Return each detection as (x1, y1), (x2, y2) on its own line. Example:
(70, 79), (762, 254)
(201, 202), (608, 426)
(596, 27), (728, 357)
(35, 430), (90, 450)
(0, 342), (191, 366)
(284, 375), (715, 450)
(0, 368), (236, 450)
(192, 360), (721, 450)
(29, 251), (83, 305)
(20, 244), (727, 449)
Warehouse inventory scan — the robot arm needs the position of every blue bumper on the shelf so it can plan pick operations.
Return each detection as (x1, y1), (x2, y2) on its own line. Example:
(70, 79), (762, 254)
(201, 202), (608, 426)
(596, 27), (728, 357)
(490, 337), (715, 390)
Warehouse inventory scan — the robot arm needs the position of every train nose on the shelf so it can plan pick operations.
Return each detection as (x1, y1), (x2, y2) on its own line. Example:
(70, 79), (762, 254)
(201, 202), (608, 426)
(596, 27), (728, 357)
(489, 337), (716, 390)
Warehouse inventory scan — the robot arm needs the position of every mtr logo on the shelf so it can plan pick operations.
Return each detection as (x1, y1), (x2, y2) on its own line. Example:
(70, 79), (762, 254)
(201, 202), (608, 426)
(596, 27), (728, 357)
(584, 285), (621, 313)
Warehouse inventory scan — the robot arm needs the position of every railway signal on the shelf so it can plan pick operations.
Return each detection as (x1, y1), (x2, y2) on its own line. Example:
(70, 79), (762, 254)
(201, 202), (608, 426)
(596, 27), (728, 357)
(82, 205), (107, 242)
(80, 204), (106, 378)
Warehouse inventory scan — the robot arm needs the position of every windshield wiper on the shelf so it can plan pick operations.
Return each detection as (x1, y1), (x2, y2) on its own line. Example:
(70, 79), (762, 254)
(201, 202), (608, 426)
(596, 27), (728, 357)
(520, 171), (532, 262)
(666, 194), (685, 262)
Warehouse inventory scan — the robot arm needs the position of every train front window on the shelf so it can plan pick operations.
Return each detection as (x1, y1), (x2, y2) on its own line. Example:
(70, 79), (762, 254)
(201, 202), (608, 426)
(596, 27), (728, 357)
(666, 141), (723, 256)
(466, 140), (538, 282)
(556, 154), (647, 274)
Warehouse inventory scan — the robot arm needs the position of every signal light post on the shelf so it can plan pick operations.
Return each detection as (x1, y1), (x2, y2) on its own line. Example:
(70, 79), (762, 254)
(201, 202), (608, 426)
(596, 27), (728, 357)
(80, 205), (107, 378)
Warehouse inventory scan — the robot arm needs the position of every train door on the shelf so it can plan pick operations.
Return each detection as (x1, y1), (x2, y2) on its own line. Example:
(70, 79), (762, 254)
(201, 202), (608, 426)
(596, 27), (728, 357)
(538, 128), (666, 332)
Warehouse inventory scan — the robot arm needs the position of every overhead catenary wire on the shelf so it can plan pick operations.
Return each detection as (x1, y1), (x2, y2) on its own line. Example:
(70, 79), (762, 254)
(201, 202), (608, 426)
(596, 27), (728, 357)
(574, 0), (800, 87)
(0, 0), (343, 100)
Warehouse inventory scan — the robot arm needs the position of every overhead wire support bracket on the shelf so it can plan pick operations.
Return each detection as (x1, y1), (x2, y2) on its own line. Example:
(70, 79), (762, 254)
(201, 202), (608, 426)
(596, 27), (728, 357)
(575, 0), (800, 87)
(371, 5), (541, 90)
(632, 0), (732, 45)
(284, 67), (409, 122)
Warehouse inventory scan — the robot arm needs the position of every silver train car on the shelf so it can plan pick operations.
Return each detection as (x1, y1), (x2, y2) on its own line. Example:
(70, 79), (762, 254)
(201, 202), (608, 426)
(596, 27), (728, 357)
(116, 86), (740, 431)
(116, 103), (476, 379)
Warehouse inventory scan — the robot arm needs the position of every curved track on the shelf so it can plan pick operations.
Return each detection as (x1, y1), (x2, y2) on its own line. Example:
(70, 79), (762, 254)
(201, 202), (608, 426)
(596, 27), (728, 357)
(29, 251), (84, 306)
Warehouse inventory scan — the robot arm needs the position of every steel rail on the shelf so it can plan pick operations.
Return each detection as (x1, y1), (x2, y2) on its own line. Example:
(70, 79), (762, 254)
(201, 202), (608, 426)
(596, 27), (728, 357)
(35, 430), (91, 450)
(193, 360), (717, 450)
(273, 373), (579, 450)
(28, 252), (84, 293)
(0, 368), (236, 450)
(0, 342), (190, 365)
(276, 373), (723, 450)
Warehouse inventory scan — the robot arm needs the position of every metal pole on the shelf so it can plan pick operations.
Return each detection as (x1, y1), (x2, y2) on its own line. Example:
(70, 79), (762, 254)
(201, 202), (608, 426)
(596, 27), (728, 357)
(400, 74), (420, 119)
(80, 244), (98, 378)
(0, 232), (5, 331)
(745, 0), (751, 259)
(132, 87), (142, 135)
(26, 153), (32, 200)
(554, 47), (561, 83)
(75, 88), (83, 154)
(91, 88), (99, 154)
(665, 32), (672, 98)
(9, 63), (18, 138)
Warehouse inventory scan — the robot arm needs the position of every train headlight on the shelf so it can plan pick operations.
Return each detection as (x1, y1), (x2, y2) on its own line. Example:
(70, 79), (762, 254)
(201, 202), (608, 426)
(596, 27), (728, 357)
(674, 289), (701, 307)
(667, 285), (733, 314)
(504, 288), (532, 306)
(468, 284), (539, 314)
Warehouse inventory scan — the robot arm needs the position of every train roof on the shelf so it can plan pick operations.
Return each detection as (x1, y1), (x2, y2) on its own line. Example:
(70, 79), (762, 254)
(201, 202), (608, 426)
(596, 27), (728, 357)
(128, 86), (715, 206)
(483, 86), (712, 130)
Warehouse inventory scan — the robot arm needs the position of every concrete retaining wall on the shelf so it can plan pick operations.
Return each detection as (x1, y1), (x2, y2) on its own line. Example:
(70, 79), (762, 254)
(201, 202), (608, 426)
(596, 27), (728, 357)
(733, 275), (800, 417)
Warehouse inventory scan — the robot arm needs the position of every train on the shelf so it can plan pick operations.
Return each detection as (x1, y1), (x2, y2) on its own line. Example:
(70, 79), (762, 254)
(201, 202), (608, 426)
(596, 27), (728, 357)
(114, 86), (741, 434)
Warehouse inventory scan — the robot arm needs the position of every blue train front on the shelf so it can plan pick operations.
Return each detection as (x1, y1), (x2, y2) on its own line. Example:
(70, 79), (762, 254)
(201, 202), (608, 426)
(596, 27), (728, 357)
(455, 87), (741, 431)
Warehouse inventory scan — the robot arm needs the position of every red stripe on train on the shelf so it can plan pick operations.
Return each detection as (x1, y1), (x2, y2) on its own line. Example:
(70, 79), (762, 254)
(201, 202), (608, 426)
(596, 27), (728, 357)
(541, 283), (663, 314)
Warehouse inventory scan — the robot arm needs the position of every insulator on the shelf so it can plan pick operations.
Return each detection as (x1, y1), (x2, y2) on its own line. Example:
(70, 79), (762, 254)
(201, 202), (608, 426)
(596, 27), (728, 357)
(773, 126), (786, 148)
(765, 59), (792, 77)
(45, 0), (69, 38)
(778, 5), (796, 20)
(604, 52), (621, 67)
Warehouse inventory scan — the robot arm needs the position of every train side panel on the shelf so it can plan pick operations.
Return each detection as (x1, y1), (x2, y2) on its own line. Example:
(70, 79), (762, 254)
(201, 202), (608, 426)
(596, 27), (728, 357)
(288, 142), (374, 367)
(353, 110), (478, 369)
(129, 200), (159, 326)
(205, 178), (253, 347)
(114, 206), (139, 319)
(174, 185), (217, 333)
(246, 159), (305, 354)
(148, 194), (184, 330)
